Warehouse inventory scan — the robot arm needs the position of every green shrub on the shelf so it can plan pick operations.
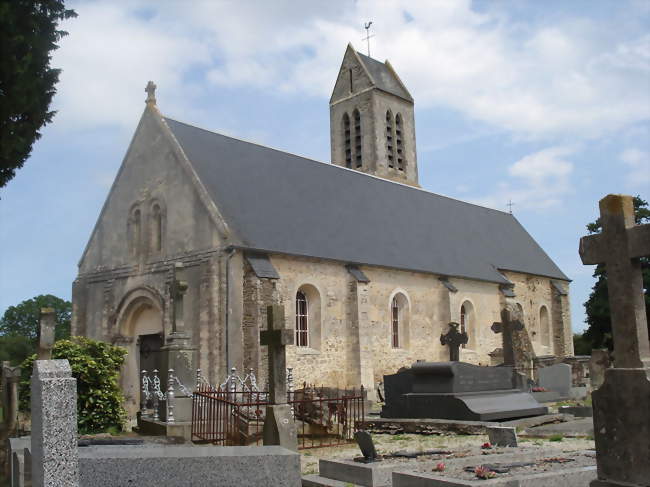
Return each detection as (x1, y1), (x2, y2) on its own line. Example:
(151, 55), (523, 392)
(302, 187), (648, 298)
(19, 336), (127, 434)
(549, 434), (564, 442)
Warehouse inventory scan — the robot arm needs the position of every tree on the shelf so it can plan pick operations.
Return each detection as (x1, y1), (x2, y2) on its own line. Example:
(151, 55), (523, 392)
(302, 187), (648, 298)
(583, 196), (650, 350)
(0, 0), (77, 188)
(0, 294), (71, 364)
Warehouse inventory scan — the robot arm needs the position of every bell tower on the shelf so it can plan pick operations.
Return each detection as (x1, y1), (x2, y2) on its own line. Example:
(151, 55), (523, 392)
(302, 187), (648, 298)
(330, 44), (419, 186)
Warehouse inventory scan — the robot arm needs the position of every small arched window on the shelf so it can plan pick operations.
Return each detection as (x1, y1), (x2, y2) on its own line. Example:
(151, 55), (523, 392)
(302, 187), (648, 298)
(459, 300), (476, 349)
(151, 203), (162, 252)
(295, 291), (309, 347)
(391, 296), (400, 348)
(395, 114), (405, 171)
(386, 111), (395, 168)
(343, 113), (352, 168)
(353, 109), (362, 168)
(460, 304), (467, 348)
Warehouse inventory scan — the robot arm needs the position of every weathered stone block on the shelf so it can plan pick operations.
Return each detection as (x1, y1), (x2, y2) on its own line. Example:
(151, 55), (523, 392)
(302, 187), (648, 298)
(487, 426), (518, 447)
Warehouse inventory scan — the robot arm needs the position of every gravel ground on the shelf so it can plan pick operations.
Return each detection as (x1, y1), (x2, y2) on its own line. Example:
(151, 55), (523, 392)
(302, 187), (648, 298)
(299, 433), (595, 475)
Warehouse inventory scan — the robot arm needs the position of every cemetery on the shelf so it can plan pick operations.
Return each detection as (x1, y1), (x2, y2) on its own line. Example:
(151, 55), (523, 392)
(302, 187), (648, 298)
(0, 189), (647, 485)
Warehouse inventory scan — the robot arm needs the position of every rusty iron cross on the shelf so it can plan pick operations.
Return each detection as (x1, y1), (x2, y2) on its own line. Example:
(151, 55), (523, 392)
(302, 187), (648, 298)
(579, 194), (650, 369)
(260, 305), (294, 404)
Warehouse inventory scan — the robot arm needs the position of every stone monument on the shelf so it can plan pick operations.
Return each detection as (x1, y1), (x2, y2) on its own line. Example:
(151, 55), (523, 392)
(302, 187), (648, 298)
(261, 305), (298, 451)
(589, 349), (610, 391)
(579, 194), (650, 487)
(161, 263), (197, 412)
(439, 322), (468, 361)
(37, 308), (56, 360)
(31, 360), (79, 486)
(1, 362), (21, 439)
(381, 361), (547, 421)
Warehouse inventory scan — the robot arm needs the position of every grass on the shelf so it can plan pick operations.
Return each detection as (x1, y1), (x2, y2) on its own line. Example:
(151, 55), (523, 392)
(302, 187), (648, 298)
(549, 434), (564, 442)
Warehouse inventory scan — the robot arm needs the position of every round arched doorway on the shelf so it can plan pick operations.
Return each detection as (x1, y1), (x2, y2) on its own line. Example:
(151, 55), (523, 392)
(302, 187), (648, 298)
(114, 287), (164, 423)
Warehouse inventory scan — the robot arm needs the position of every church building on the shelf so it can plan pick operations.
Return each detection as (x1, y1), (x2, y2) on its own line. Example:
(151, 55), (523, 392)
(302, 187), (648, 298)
(72, 44), (573, 419)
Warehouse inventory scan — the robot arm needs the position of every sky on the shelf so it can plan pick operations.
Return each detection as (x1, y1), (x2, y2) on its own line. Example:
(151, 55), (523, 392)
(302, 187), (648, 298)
(1, 0), (649, 333)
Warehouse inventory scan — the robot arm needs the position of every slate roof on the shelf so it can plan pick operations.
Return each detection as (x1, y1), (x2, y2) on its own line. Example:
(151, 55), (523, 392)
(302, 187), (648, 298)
(164, 117), (569, 284)
(356, 52), (412, 101)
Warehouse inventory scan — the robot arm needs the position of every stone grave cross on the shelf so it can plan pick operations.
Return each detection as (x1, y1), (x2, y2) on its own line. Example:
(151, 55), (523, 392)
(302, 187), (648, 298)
(260, 305), (298, 450)
(171, 262), (189, 337)
(260, 305), (294, 405)
(37, 308), (56, 360)
(440, 322), (468, 361)
(579, 194), (650, 369)
(491, 309), (525, 368)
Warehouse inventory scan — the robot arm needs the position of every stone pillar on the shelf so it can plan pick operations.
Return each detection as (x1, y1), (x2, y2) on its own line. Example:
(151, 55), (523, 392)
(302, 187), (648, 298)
(589, 349), (610, 391)
(347, 281), (375, 399)
(1, 362), (20, 439)
(31, 360), (79, 486)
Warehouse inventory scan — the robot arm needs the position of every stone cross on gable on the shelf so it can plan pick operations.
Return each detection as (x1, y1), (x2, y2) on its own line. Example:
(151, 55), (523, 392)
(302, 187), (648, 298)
(491, 308), (525, 367)
(260, 305), (294, 404)
(145, 80), (157, 105)
(37, 308), (56, 360)
(579, 194), (650, 369)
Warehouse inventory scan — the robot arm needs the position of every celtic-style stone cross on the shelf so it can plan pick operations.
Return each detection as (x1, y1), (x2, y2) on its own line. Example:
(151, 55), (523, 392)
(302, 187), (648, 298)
(145, 80), (156, 105)
(440, 322), (468, 361)
(580, 194), (650, 369)
(171, 262), (188, 336)
(260, 305), (294, 404)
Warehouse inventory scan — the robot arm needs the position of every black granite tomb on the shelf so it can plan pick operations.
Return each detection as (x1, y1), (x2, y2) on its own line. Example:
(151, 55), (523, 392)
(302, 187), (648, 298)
(381, 362), (547, 421)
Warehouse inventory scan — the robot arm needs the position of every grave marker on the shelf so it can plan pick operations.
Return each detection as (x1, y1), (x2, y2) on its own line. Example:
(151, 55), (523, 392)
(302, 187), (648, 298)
(491, 309), (524, 368)
(261, 305), (298, 451)
(354, 431), (379, 463)
(37, 308), (56, 360)
(439, 322), (468, 361)
(579, 194), (650, 487)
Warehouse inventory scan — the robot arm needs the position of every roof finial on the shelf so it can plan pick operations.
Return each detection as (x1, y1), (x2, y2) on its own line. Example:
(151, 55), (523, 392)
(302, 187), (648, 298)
(363, 22), (374, 57)
(145, 81), (157, 106)
(507, 199), (515, 214)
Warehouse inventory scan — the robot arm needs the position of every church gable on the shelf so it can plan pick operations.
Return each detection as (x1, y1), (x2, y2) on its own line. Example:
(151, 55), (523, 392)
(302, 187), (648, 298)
(330, 44), (376, 105)
(78, 105), (227, 274)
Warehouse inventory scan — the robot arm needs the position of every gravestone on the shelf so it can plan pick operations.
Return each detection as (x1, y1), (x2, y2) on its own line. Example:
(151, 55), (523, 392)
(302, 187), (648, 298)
(538, 363), (572, 399)
(579, 194), (650, 487)
(491, 307), (531, 376)
(440, 322), (468, 361)
(354, 431), (379, 463)
(37, 308), (56, 360)
(31, 360), (79, 486)
(261, 305), (298, 451)
(589, 349), (610, 391)
(381, 362), (547, 421)
(1, 362), (21, 438)
(487, 426), (518, 447)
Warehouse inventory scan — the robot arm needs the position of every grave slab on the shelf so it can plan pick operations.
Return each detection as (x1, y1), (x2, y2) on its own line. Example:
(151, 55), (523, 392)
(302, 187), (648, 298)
(382, 362), (547, 422)
(537, 364), (572, 399)
(79, 444), (301, 487)
(486, 426), (518, 447)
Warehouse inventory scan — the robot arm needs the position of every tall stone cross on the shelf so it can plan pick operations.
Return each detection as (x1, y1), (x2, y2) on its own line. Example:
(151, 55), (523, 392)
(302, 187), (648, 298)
(491, 308), (525, 367)
(260, 305), (298, 451)
(440, 322), (468, 361)
(260, 305), (294, 405)
(579, 194), (650, 369)
(37, 308), (56, 360)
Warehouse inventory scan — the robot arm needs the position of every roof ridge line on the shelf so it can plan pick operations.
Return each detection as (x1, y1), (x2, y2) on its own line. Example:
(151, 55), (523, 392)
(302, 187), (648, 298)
(163, 116), (512, 217)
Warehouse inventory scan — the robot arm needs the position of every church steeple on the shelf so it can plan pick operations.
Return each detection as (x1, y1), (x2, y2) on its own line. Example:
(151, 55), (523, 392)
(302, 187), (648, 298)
(330, 44), (419, 186)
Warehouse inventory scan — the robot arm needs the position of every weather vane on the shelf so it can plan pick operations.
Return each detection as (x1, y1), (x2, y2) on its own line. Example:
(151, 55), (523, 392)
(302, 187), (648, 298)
(363, 21), (375, 57)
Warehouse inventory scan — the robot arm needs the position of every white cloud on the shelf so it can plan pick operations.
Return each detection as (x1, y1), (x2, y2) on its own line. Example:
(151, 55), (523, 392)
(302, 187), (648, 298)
(473, 146), (575, 211)
(620, 148), (650, 188)
(49, 0), (649, 140)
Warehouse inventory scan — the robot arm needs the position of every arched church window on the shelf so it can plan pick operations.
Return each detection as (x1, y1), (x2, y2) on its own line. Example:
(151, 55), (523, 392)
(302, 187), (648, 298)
(295, 291), (309, 347)
(386, 111), (395, 168)
(151, 203), (163, 253)
(353, 109), (362, 168)
(343, 113), (352, 168)
(459, 300), (476, 349)
(395, 113), (405, 171)
(460, 304), (467, 348)
(540, 305), (551, 350)
(391, 296), (400, 348)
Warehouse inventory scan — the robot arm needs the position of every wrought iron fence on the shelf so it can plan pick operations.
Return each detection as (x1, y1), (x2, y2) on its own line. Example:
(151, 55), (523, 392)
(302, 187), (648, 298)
(191, 382), (365, 449)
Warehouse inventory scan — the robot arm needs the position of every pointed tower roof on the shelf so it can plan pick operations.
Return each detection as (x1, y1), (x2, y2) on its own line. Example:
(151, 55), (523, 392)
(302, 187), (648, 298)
(356, 51), (413, 101)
